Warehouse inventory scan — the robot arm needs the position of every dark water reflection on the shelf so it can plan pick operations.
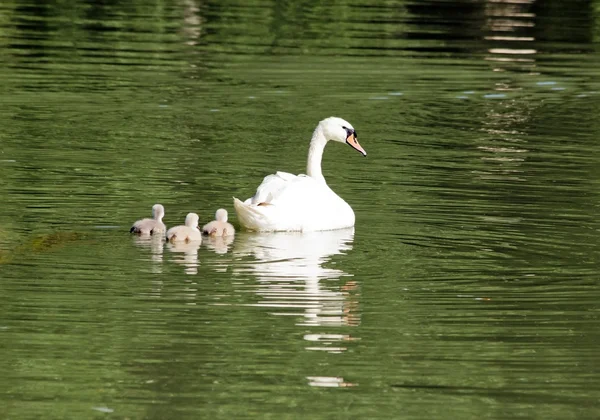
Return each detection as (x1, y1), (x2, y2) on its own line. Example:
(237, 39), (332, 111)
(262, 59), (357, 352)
(1, 0), (600, 419)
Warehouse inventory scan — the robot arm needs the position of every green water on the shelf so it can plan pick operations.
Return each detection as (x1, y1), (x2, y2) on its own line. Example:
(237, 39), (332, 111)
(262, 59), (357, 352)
(1, 0), (600, 418)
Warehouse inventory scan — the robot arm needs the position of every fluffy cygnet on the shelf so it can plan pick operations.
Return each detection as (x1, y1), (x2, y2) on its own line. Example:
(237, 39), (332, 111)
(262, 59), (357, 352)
(201, 208), (235, 237)
(166, 212), (202, 242)
(130, 204), (166, 236)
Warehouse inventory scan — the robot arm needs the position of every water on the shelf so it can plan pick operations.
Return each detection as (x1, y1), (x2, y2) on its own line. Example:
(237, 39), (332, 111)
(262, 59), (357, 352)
(1, 0), (600, 418)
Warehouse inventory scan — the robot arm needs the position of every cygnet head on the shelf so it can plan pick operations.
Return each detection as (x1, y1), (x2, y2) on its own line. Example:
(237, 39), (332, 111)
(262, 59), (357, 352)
(319, 116), (366, 156)
(152, 204), (165, 221)
(184, 212), (200, 228)
(215, 208), (228, 222)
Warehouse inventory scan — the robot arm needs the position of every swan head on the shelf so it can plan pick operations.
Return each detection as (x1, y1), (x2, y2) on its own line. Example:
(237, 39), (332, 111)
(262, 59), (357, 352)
(185, 212), (200, 229)
(320, 117), (366, 157)
(152, 204), (165, 221)
(215, 208), (228, 222)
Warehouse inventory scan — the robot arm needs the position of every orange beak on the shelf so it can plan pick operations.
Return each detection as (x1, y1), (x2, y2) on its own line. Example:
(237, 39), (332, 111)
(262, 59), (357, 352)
(346, 132), (367, 156)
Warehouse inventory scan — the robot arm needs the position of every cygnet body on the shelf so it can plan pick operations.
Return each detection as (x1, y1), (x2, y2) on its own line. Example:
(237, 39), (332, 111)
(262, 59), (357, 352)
(202, 209), (235, 237)
(166, 212), (202, 242)
(130, 204), (166, 236)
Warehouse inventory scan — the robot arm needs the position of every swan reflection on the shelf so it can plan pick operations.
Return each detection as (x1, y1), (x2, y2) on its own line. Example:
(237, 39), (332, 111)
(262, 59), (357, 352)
(232, 228), (360, 333)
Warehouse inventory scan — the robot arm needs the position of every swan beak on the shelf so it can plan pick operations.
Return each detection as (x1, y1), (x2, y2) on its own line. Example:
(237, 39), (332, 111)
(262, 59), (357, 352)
(346, 132), (367, 157)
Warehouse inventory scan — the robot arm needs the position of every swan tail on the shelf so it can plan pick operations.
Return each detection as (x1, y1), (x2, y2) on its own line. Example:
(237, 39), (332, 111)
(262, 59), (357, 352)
(233, 197), (269, 231)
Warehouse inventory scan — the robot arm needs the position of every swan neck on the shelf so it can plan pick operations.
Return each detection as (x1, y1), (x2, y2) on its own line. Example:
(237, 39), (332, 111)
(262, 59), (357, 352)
(307, 126), (327, 182)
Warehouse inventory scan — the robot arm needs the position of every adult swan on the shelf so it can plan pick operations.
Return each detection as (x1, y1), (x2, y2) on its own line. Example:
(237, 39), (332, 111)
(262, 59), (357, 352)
(233, 117), (366, 232)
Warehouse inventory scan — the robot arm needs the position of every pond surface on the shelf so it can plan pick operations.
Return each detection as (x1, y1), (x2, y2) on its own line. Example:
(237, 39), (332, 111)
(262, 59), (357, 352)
(1, 0), (600, 418)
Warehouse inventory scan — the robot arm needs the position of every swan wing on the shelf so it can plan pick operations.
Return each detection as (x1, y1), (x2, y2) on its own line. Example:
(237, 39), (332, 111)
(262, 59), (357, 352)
(250, 171), (299, 205)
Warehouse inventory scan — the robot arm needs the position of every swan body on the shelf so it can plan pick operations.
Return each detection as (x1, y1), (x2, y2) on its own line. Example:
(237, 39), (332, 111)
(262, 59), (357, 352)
(202, 209), (235, 237)
(233, 117), (366, 232)
(130, 204), (166, 236)
(166, 213), (202, 242)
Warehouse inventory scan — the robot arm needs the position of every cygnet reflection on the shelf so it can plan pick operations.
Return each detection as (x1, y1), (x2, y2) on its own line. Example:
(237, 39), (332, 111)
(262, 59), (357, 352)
(132, 234), (164, 273)
(167, 240), (201, 275)
(204, 234), (235, 255)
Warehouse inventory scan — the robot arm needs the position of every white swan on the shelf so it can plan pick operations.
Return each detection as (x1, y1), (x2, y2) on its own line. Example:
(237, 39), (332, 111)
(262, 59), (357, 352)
(233, 117), (366, 232)
(130, 204), (166, 236)
(166, 213), (202, 242)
